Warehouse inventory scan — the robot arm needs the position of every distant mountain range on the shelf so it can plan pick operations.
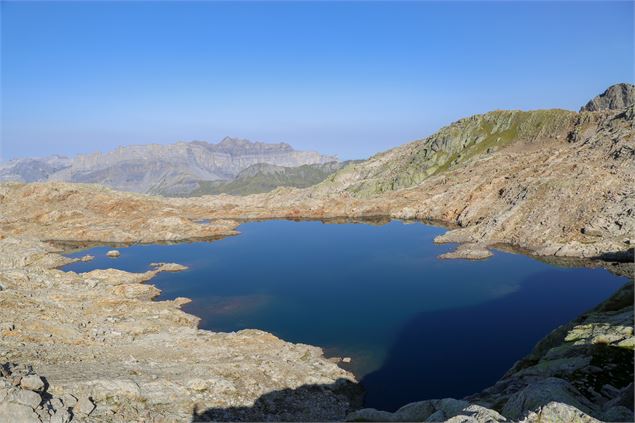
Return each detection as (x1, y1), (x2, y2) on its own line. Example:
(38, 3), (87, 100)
(0, 137), (338, 196)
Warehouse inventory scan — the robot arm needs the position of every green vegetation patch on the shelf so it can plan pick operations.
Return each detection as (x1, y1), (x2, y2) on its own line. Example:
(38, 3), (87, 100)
(184, 161), (351, 196)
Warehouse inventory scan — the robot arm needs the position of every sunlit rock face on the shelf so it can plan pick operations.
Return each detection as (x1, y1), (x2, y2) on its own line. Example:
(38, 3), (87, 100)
(580, 83), (635, 112)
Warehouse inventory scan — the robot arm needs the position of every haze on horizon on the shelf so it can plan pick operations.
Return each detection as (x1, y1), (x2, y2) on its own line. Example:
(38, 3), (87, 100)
(1, 1), (633, 162)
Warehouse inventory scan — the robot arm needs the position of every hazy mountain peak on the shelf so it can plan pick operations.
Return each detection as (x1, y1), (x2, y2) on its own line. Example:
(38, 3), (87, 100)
(214, 137), (294, 154)
(0, 138), (337, 195)
(580, 83), (635, 112)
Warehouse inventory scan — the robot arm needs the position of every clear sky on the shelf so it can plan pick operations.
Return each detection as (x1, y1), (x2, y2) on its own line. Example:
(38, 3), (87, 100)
(1, 1), (633, 161)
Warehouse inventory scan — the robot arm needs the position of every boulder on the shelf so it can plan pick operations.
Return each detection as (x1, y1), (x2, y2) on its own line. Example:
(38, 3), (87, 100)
(0, 401), (40, 423)
(346, 399), (507, 422)
(106, 250), (120, 258)
(501, 378), (593, 420)
(438, 244), (493, 260)
(15, 389), (42, 409)
(19, 375), (44, 392)
(520, 402), (600, 423)
(74, 395), (95, 416)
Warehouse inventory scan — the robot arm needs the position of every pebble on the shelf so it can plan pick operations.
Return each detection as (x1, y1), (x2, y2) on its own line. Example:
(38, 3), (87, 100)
(0, 323), (15, 332)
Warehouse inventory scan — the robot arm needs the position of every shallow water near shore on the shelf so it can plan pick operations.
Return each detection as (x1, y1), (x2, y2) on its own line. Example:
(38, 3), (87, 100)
(63, 220), (627, 411)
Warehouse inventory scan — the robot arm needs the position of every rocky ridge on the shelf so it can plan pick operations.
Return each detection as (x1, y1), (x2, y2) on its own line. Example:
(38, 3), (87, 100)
(581, 83), (635, 112)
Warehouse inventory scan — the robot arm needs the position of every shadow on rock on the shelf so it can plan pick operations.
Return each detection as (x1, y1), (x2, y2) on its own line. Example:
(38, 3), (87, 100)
(191, 378), (363, 422)
(592, 247), (634, 263)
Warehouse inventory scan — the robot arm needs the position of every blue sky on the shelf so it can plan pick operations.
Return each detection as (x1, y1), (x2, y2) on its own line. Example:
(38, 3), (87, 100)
(1, 1), (633, 161)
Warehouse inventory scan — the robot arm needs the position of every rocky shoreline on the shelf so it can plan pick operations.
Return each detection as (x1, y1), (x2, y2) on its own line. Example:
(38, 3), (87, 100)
(0, 235), (362, 422)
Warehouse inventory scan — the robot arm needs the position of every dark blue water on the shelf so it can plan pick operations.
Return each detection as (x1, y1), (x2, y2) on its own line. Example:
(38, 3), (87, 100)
(63, 220), (627, 411)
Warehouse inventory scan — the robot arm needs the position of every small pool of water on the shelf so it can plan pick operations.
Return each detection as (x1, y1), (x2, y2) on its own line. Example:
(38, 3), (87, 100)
(63, 220), (627, 411)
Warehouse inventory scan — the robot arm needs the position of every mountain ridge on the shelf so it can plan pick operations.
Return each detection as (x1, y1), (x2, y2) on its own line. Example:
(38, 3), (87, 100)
(0, 137), (337, 195)
(313, 85), (634, 198)
(315, 108), (577, 197)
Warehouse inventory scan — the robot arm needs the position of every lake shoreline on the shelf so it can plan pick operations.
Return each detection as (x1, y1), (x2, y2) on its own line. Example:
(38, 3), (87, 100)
(0, 181), (632, 422)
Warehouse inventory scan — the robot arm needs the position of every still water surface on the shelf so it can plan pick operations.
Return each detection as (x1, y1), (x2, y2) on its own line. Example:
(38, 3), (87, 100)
(63, 220), (626, 410)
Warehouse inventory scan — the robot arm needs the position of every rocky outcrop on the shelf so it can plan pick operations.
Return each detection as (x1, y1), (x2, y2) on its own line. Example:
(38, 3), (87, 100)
(347, 399), (507, 422)
(0, 137), (337, 196)
(437, 243), (493, 260)
(580, 83), (635, 112)
(0, 182), (241, 243)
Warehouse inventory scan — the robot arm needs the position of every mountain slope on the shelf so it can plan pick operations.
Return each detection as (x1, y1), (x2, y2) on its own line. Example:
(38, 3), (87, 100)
(182, 161), (354, 196)
(317, 83), (634, 199)
(316, 109), (577, 197)
(0, 137), (337, 195)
